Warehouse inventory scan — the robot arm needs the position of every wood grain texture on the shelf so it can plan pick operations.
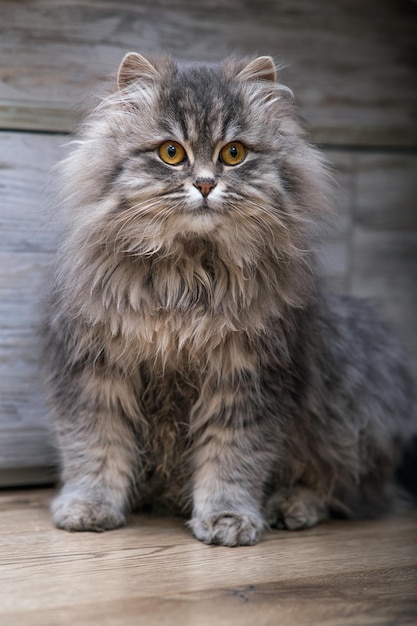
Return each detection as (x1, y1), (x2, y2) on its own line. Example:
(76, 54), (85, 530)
(350, 154), (417, 369)
(1, 0), (416, 145)
(353, 154), (417, 231)
(317, 150), (355, 292)
(0, 489), (416, 626)
(0, 132), (63, 474)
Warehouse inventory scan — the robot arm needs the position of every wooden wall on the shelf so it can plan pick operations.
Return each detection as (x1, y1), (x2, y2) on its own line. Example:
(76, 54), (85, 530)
(1, 0), (416, 484)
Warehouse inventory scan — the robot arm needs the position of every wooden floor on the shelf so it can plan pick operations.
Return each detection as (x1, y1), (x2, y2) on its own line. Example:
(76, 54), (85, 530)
(0, 489), (416, 625)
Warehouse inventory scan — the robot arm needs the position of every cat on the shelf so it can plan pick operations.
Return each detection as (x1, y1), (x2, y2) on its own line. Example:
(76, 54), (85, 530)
(42, 52), (417, 546)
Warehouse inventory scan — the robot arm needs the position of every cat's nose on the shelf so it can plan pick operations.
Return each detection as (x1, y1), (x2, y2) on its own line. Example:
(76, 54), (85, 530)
(193, 178), (217, 198)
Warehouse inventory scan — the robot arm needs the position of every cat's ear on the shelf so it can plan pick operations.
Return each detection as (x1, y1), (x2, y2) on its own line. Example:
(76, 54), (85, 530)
(237, 56), (277, 83)
(117, 52), (158, 89)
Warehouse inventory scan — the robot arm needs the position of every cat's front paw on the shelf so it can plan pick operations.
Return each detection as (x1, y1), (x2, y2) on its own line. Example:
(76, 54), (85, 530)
(265, 487), (328, 530)
(189, 512), (265, 546)
(51, 491), (126, 532)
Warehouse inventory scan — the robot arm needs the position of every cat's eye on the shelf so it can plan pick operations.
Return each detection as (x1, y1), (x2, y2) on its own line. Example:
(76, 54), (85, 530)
(219, 142), (247, 166)
(159, 141), (186, 165)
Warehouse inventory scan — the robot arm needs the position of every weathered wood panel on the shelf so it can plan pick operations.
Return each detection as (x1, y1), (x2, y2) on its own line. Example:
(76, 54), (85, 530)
(316, 150), (355, 292)
(352, 154), (417, 231)
(1, 0), (416, 145)
(350, 154), (417, 368)
(0, 132), (64, 481)
(0, 0), (416, 484)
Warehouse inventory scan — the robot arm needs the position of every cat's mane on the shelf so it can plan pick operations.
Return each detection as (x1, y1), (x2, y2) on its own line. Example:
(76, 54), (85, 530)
(53, 55), (333, 375)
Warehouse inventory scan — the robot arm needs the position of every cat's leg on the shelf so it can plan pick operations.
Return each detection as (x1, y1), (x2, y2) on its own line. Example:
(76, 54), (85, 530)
(51, 369), (141, 532)
(188, 376), (273, 546)
(188, 431), (268, 546)
(264, 486), (329, 530)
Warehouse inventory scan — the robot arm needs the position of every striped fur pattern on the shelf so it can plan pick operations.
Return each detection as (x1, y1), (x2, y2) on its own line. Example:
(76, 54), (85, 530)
(43, 54), (417, 545)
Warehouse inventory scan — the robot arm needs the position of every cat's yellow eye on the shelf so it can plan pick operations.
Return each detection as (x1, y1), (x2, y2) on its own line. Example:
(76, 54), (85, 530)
(159, 141), (186, 165)
(219, 142), (247, 166)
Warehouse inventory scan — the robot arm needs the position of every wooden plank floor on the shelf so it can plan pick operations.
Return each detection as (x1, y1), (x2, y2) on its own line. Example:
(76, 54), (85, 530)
(0, 489), (416, 625)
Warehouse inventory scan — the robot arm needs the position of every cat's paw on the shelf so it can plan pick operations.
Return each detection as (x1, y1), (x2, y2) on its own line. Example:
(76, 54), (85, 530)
(189, 512), (265, 546)
(51, 491), (126, 532)
(265, 487), (328, 530)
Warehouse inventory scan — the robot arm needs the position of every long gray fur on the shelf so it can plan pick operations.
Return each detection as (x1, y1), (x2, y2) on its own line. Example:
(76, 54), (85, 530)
(42, 53), (417, 546)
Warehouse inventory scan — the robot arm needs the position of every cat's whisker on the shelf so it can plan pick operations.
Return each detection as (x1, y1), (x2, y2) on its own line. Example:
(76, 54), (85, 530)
(226, 198), (284, 249)
(109, 198), (169, 248)
(236, 197), (316, 259)
(242, 196), (296, 230)
(116, 204), (185, 257)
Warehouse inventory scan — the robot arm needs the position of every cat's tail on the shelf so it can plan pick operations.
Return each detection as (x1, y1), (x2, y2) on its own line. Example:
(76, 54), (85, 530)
(396, 434), (417, 503)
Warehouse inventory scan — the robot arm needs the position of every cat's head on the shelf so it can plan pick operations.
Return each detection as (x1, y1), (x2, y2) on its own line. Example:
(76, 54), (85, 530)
(61, 53), (330, 263)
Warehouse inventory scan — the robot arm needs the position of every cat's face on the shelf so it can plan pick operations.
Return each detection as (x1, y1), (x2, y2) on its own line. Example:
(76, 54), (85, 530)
(64, 54), (328, 259)
(112, 55), (285, 239)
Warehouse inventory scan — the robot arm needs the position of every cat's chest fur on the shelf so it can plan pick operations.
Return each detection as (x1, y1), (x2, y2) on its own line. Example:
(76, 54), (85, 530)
(97, 243), (269, 370)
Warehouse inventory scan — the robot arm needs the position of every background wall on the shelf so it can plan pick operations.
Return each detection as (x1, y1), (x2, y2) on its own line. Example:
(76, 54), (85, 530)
(1, 0), (416, 484)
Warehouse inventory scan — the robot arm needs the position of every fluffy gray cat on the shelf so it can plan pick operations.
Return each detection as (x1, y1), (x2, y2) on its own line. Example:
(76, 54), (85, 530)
(43, 53), (417, 546)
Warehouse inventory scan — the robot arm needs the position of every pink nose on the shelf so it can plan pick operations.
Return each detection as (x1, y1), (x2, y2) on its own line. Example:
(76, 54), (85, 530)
(194, 178), (217, 198)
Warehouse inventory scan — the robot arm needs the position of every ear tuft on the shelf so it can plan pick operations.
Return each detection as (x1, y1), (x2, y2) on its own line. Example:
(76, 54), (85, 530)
(237, 56), (277, 83)
(117, 52), (158, 89)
